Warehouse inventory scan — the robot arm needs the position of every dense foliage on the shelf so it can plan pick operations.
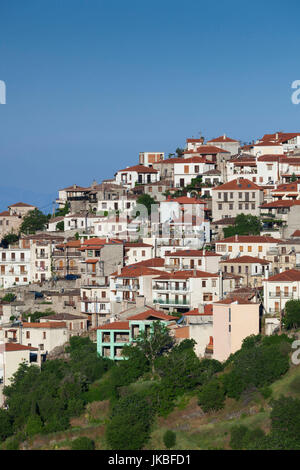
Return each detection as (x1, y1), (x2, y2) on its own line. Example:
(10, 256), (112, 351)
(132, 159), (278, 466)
(20, 209), (50, 234)
(223, 213), (262, 238)
(1, 337), (112, 440)
(163, 430), (176, 449)
(282, 299), (300, 330)
(222, 334), (291, 400)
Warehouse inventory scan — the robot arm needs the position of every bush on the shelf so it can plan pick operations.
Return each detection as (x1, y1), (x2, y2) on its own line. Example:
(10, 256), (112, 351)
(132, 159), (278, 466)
(289, 375), (300, 394)
(25, 415), (43, 437)
(198, 378), (225, 412)
(163, 430), (176, 449)
(71, 437), (95, 450)
(106, 393), (154, 450)
(229, 425), (249, 450)
(259, 385), (273, 400)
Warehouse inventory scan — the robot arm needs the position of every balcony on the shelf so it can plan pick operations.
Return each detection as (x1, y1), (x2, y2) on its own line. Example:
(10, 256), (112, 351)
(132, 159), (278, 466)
(153, 298), (190, 306)
(115, 284), (140, 291)
(269, 291), (293, 299)
(36, 254), (49, 259)
(153, 284), (189, 292)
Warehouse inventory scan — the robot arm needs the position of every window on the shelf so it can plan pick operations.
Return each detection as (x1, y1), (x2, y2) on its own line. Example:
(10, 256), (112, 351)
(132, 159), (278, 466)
(228, 246), (232, 252)
(101, 291), (106, 298)
(258, 246), (262, 252)
(142, 250), (145, 256)
(230, 192), (233, 199)
(229, 204), (233, 210)
(26, 331), (30, 339)
(240, 246), (244, 252)
(239, 193), (242, 199)
(194, 166), (199, 173)
(229, 308), (231, 323)
(202, 281), (206, 287)
(149, 187), (152, 192)
(43, 332), (46, 339)
(252, 192), (256, 198)
(248, 246), (252, 252)
(198, 259), (202, 266)
(239, 203), (242, 210)
(184, 165), (189, 174)
(218, 192), (222, 199)
(218, 204), (222, 210)
(212, 280), (216, 287)
(252, 203), (255, 209)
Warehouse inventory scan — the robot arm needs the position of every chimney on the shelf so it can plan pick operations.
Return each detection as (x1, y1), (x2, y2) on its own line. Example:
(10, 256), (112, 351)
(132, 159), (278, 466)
(28, 316), (31, 323)
(193, 268), (197, 277)
(235, 234), (238, 242)
(198, 303), (204, 313)
(117, 263), (122, 276)
(135, 295), (145, 308)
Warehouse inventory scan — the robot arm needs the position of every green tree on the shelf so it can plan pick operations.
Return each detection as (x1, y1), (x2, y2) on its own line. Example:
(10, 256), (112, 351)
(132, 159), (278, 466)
(163, 430), (176, 449)
(71, 436), (95, 450)
(136, 194), (157, 216)
(133, 321), (175, 375)
(55, 202), (70, 217)
(282, 299), (300, 329)
(106, 393), (154, 450)
(1, 233), (19, 248)
(223, 213), (262, 238)
(198, 378), (225, 412)
(56, 221), (64, 231)
(20, 209), (49, 234)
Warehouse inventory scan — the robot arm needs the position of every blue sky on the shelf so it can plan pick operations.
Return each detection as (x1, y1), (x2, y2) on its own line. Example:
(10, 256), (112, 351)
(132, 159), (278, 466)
(1, 0), (300, 210)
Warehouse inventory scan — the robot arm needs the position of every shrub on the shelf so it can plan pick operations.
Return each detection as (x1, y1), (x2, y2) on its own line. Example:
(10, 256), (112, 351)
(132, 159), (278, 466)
(289, 375), (300, 394)
(106, 393), (154, 450)
(229, 425), (249, 450)
(259, 385), (273, 400)
(198, 378), (225, 412)
(163, 430), (176, 449)
(71, 437), (95, 450)
(25, 415), (43, 437)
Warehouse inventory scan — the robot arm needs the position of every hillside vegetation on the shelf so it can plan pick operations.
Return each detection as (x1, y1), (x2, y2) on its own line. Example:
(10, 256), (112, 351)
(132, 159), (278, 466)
(0, 323), (300, 450)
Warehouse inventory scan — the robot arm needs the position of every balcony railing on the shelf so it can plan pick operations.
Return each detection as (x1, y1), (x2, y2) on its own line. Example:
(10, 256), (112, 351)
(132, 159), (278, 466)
(153, 299), (190, 306)
(269, 291), (293, 298)
(153, 285), (189, 292)
(115, 284), (140, 291)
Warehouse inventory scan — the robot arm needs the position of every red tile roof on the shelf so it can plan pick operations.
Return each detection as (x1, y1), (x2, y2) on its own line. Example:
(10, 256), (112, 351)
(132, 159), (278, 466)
(127, 258), (165, 268)
(165, 249), (220, 257)
(22, 322), (67, 329)
(214, 297), (255, 304)
(185, 305), (213, 315)
(217, 235), (280, 243)
(117, 165), (158, 173)
(292, 230), (300, 237)
(212, 178), (261, 191)
(167, 196), (206, 204)
(8, 202), (36, 207)
(1, 343), (38, 352)
(186, 145), (230, 154)
(112, 266), (162, 278)
(207, 135), (239, 143)
(265, 269), (300, 282)
(155, 270), (218, 280)
(260, 200), (300, 208)
(129, 309), (177, 321)
(96, 321), (130, 330)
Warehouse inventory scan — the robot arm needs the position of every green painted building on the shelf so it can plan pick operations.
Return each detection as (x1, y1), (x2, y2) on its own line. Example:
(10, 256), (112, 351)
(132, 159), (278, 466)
(96, 309), (177, 360)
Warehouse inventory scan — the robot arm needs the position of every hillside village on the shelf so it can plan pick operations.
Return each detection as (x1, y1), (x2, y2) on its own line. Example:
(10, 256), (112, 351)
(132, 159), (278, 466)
(1, 131), (300, 392)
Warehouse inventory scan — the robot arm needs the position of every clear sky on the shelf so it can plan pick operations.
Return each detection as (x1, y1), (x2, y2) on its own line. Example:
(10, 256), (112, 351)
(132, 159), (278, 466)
(1, 0), (300, 210)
